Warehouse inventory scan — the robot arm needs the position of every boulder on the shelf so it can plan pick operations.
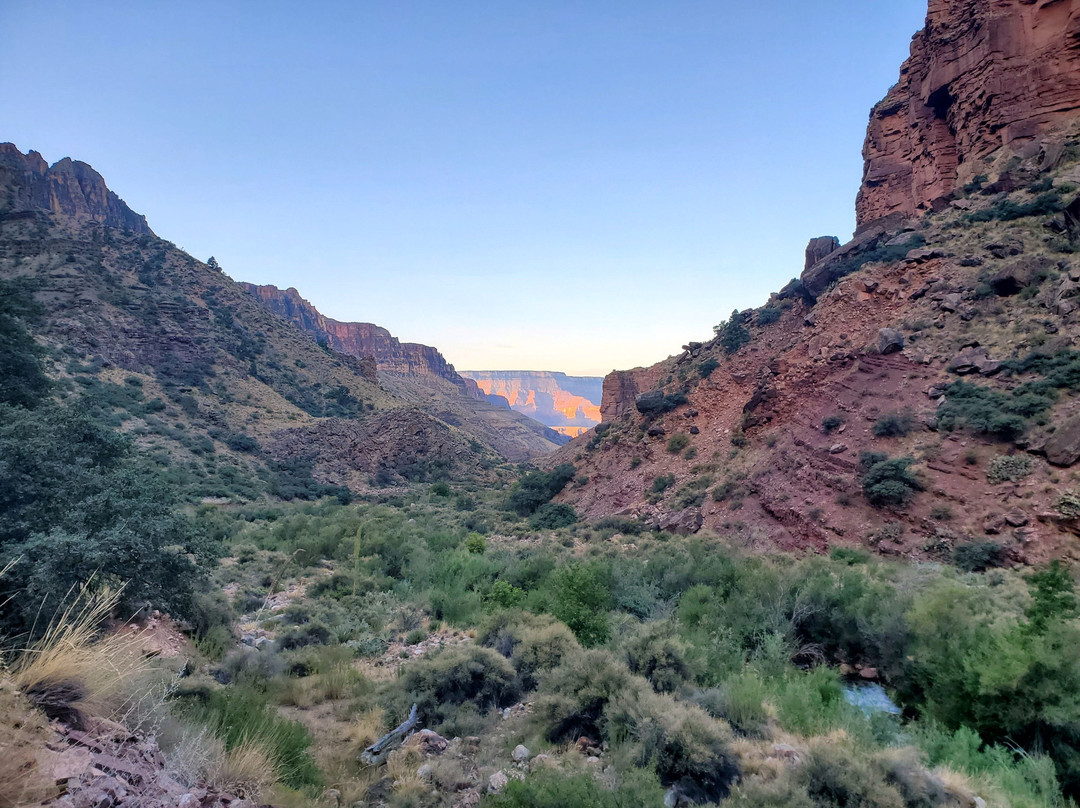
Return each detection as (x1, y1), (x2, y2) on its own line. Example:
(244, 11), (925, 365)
(804, 236), (841, 270)
(939, 292), (963, 312)
(1045, 415), (1080, 467)
(635, 391), (666, 415)
(877, 328), (904, 354)
(512, 745), (531, 762)
(947, 347), (1001, 376)
(488, 772), (509, 794)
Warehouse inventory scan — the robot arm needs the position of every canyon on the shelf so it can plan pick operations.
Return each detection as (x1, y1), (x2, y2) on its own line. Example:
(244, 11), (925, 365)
(459, 370), (603, 437)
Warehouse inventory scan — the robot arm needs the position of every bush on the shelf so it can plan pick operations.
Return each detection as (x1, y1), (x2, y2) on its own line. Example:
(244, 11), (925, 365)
(529, 503), (578, 530)
(397, 646), (519, 732)
(822, 415), (844, 433)
(667, 433), (691, 453)
(952, 541), (1006, 573)
(715, 310), (751, 354)
(756, 305), (782, 326)
(636, 392), (688, 417)
(873, 411), (914, 438)
(650, 474), (676, 496)
(548, 563), (611, 647)
(987, 454), (1034, 484)
(699, 357), (720, 379)
(966, 191), (1064, 222)
(936, 381), (1052, 441)
(862, 457), (922, 507)
(482, 612), (580, 691)
(225, 433), (261, 453)
(623, 622), (696, 693)
(507, 464), (576, 516)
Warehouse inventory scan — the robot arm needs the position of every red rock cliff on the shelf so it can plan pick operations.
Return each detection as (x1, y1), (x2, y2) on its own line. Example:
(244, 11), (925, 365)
(240, 283), (481, 397)
(856, 0), (1080, 227)
(0, 143), (152, 235)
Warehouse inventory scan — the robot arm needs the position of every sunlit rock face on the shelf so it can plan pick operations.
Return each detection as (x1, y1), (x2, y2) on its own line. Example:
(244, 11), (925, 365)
(459, 371), (602, 435)
(856, 0), (1080, 227)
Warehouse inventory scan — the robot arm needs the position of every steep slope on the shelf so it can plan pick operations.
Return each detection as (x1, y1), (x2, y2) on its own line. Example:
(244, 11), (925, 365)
(0, 144), (557, 495)
(551, 0), (1080, 565)
(240, 283), (567, 459)
(459, 370), (603, 437)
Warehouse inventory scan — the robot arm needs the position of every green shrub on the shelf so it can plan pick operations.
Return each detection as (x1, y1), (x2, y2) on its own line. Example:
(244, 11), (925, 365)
(667, 433), (691, 453)
(529, 503), (577, 530)
(987, 454), (1034, 483)
(507, 464), (576, 516)
(548, 563), (611, 647)
(482, 612), (580, 691)
(699, 357), (720, 379)
(623, 622), (696, 693)
(465, 533), (487, 554)
(650, 474), (676, 496)
(966, 191), (1064, 222)
(636, 392), (689, 417)
(396, 645), (519, 732)
(714, 310), (751, 355)
(756, 305), (782, 326)
(873, 411), (914, 438)
(822, 415), (844, 433)
(862, 457), (922, 507)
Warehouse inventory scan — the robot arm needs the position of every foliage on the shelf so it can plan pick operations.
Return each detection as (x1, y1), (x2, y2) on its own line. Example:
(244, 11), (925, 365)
(699, 357), (720, 379)
(395, 645), (519, 733)
(936, 381), (1052, 441)
(714, 310), (750, 354)
(0, 278), (50, 408)
(0, 402), (214, 634)
(952, 541), (1007, 573)
(482, 767), (665, 808)
(176, 685), (321, 789)
(872, 411), (914, 438)
(966, 191), (1065, 222)
(507, 464), (576, 516)
(548, 563), (611, 646)
(529, 503), (578, 530)
(822, 415), (844, 433)
(636, 392), (688, 417)
(666, 433), (691, 453)
(987, 454), (1034, 484)
(861, 456), (922, 507)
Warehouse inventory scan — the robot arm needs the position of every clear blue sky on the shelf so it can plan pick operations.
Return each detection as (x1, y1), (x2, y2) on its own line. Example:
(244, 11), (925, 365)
(1, 1), (927, 376)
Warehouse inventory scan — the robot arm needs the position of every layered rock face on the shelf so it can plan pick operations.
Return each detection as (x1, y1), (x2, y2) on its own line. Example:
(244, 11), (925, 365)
(0, 143), (152, 234)
(459, 371), (603, 436)
(241, 283), (481, 397)
(856, 0), (1080, 227)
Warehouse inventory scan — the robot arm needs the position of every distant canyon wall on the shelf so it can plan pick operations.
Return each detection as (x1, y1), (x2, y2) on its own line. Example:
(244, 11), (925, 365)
(856, 0), (1080, 227)
(460, 371), (603, 436)
(240, 283), (482, 398)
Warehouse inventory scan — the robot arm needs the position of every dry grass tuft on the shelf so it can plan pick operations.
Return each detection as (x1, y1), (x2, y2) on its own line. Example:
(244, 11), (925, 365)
(9, 586), (147, 728)
(348, 708), (385, 752)
(0, 678), (57, 808)
(207, 735), (278, 800)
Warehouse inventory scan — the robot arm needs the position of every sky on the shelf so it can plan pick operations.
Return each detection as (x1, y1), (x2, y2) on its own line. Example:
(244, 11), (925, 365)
(0, 1), (928, 376)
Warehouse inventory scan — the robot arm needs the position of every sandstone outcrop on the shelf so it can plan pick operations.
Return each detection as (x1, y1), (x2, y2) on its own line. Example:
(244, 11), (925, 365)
(856, 0), (1080, 227)
(241, 283), (478, 396)
(0, 143), (151, 234)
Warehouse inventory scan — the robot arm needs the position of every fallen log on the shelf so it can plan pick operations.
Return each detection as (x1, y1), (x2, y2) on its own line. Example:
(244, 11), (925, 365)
(361, 703), (419, 765)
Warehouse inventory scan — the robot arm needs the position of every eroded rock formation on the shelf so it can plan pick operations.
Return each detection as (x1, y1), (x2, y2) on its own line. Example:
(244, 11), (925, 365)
(856, 0), (1080, 227)
(0, 143), (152, 234)
(241, 283), (480, 397)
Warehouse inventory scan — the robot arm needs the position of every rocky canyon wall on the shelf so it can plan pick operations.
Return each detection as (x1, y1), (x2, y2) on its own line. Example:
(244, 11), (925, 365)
(241, 283), (481, 397)
(0, 143), (152, 235)
(856, 0), (1080, 227)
